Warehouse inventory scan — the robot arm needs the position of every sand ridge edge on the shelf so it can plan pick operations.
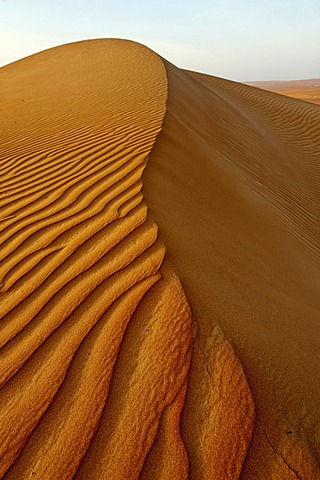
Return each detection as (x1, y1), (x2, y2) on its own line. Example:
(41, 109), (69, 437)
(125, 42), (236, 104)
(0, 38), (255, 480)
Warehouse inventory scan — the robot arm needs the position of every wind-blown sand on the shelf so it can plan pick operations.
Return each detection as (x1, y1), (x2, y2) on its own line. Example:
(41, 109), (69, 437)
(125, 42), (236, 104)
(0, 39), (319, 479)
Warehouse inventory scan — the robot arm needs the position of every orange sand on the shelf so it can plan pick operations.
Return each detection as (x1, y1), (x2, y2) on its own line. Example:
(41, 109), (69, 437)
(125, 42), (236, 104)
(0, 39), (319, 479)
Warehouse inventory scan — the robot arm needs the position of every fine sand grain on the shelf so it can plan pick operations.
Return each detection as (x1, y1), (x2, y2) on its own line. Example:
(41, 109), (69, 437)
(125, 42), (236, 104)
(0, 39), (319, 479)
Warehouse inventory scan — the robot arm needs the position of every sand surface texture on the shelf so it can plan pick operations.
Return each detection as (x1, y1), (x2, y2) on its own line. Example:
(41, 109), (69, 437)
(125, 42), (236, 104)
(0, 39), (319, 479)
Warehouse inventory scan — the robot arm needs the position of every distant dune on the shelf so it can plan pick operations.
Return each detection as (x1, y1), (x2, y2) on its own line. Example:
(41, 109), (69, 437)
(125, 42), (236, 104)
(246, 79), (320, 105)
(0, 39), (319, 479)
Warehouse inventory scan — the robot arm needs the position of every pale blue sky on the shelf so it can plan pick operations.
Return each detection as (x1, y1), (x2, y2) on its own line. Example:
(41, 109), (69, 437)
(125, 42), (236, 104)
(1, 0), (320, 81)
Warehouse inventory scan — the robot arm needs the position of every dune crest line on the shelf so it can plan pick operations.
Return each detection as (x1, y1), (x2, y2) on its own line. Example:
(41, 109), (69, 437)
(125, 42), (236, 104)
(0, 39), (254, 480)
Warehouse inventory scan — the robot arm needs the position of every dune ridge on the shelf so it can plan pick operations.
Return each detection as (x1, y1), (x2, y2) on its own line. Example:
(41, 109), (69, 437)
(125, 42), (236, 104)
(0, 39), (319, 479)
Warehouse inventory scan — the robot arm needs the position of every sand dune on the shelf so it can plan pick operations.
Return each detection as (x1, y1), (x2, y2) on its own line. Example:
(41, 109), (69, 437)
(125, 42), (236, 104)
(0, 39), (319, 479)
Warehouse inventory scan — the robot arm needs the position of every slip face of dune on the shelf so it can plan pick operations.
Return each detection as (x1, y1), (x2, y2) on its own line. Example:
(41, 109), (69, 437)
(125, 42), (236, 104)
(1, 38), (320, 480)
(144, 62), (320, 477)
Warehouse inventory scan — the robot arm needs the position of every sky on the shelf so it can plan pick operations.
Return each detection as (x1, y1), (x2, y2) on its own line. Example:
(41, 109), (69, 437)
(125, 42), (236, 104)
(1, 0), (320, 81)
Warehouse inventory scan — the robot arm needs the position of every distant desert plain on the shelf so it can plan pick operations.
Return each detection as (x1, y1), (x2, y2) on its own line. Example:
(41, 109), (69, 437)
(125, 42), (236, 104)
(0, 39), (319, 479)
(246, 79), (320, 105)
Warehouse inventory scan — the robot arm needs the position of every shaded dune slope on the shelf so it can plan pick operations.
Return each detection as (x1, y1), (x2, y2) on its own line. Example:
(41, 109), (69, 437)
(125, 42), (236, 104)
(144, 63), (320, 478)
(0, 39), (319, 479)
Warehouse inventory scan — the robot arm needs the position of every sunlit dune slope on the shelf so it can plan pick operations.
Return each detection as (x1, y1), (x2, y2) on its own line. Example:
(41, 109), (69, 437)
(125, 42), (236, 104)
(0, 39), (320, 479)
(246, 79), (320, 105)
(0, 39), (195, 479)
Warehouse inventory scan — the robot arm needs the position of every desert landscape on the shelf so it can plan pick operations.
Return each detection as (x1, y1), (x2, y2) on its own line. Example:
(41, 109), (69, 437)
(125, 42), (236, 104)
(246, 79), (320, 105)
(0, 39), (319, 479)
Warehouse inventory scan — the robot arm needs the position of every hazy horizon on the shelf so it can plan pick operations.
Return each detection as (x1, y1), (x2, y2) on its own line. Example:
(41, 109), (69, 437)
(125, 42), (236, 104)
(1, 0), (320, 82)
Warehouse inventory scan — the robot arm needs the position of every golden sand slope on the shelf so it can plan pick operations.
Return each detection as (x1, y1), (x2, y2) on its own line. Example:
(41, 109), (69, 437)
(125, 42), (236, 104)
(246, 79), (320, 105)
(0, 39), (194, 479)
(0, 39), (320, 479)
